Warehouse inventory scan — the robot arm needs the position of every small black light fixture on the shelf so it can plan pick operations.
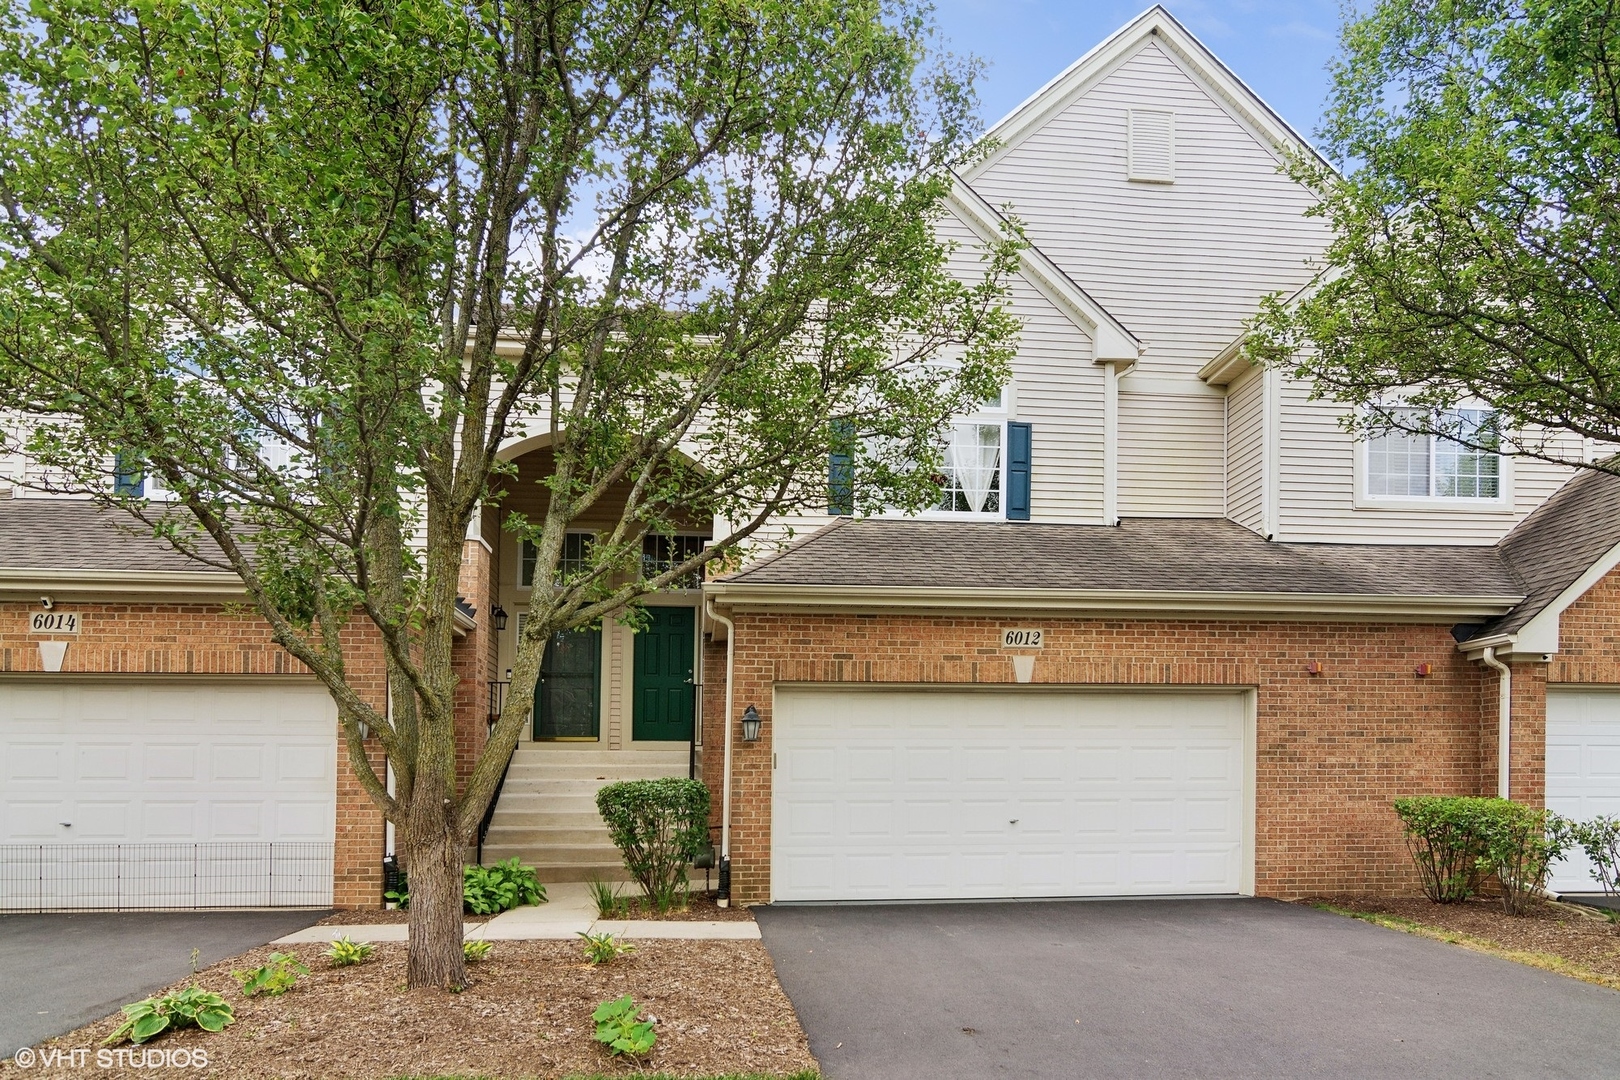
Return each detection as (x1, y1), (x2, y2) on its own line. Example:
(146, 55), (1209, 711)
(740, 704), (762, 743)
(491, 604), (509, 632)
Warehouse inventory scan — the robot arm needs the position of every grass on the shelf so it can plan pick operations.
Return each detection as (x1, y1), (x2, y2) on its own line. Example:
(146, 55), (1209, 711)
(1310, 901), (1620, 992)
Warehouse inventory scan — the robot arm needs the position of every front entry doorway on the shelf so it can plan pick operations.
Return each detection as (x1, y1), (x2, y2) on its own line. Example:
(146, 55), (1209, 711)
(632, 607), (696, 741)
(534, 626), (601, 740)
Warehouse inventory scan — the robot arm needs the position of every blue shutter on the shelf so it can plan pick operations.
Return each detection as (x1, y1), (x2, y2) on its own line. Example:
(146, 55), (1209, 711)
(1006, 422), (1032, 521)
(827, 419), (854, 516)
(113, 451), (144, 498)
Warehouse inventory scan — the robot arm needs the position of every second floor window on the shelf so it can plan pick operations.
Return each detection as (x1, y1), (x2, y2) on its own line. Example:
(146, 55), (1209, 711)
(520, 532), (593, 587)
(938, 422), (1002, 513)
(1367, 407), (1501, 500)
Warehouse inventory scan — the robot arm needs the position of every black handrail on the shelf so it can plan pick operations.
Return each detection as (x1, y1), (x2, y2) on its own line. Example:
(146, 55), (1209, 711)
(476, 680), (517, 865)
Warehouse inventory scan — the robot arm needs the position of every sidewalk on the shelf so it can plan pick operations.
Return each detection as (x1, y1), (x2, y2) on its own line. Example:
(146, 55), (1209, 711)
(272, 882), (757, 944)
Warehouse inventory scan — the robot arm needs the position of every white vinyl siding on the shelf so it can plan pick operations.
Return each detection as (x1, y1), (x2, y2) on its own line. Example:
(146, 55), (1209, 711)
(1117, 384), (1226, 517)
(1276, 379), (1577, 543)
(968, 41), (1326, 517)
(1224, 365), (1265, 534)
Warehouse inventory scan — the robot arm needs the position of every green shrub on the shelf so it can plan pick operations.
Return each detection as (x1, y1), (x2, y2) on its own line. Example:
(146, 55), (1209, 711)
(323, 936), (375, 967)
(1478, 802), (1573, 915)
(593, 994), (657, 1058)
(1571, 816), (1620, 899)
(596, 778), (710, 912)
(463, 858), (547, 915)
(463, 939), (493, 962)
(104, 987), (234, 1046)
(1395, 796), (1573, 913)
(1394, 796), (1497, 903)
(232, 952), (309, 997)
(578, 930), (636, 965)
(378, 859), (547, 914)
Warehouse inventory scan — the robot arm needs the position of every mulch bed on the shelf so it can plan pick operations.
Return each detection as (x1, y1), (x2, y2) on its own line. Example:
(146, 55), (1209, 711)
(1307, 895), (1620, 984)
(2, 939), (814, 1080)
(600, 892), (756, 923)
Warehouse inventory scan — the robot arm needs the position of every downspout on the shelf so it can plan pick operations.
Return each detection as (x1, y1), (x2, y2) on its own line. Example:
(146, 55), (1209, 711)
(1482, 646), (1511, 799)
(705, 599), (736, 907)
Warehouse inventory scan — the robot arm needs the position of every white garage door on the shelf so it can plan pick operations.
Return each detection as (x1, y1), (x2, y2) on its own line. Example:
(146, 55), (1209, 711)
(1547, 687), (1620, 893)
(772, 687), (1250, 902)
(1, 679), (338, 909)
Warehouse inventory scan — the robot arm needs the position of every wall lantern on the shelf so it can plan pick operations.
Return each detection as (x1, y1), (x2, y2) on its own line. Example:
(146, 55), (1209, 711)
(491, 605), (509, 632)
(740, 704), (762, 743)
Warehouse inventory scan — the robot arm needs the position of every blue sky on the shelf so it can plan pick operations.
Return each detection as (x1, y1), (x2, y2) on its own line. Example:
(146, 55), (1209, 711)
(930, 1), (1347, 145)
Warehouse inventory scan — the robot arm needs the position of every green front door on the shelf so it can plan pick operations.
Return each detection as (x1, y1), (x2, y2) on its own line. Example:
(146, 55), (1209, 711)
(534, 626), (601, 740)
(632, 607), (695, 742)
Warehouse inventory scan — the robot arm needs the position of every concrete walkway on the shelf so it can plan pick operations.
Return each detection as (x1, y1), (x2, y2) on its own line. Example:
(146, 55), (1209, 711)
(272, 882), (757, 943)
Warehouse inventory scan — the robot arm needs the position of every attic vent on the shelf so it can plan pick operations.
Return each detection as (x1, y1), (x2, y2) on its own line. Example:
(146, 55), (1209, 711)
(1127, 109), (1175, 183)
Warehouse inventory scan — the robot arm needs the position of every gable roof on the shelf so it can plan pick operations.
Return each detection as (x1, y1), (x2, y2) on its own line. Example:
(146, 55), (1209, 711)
(711, 517), (1522, 618)
(946, 181), (1141, 362)
(965, 5), (1329, 185)
(1467, 467), (1620, 642)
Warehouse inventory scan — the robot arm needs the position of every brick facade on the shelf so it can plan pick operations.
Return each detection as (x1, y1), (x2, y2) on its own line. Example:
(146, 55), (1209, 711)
(701, 611), (1515, 905)
(0, 533), (503, 910)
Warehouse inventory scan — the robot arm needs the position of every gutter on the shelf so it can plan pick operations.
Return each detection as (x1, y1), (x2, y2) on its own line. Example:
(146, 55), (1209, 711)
(0, 568), (245, 597)
(1481, 646), (1512, 799)
(704, 583), (1523, 621)
(704, 599), (737, 908)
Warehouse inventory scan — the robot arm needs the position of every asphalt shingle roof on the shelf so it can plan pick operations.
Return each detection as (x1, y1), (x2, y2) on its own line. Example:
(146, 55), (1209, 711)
(0, 498), (225, 572)
(720, 516), (1523, 598)
(1480, 468), (1620, 637)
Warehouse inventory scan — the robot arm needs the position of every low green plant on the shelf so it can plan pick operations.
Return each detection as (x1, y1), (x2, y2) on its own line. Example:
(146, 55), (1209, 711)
(596, 778), (710, 912)
(104, 986), (234, 1045)
(463, 858), (546, 915)
(587, 877), (630, 919)
(578, 930), (636, 965)
(232, 951), (310, 997)
(384, 860), (547, 915)
(1393, 796), (1497, 902)
(463, 939), (494, 962)
(324, 936), (376, 967)
(592, 994), (657, 1058)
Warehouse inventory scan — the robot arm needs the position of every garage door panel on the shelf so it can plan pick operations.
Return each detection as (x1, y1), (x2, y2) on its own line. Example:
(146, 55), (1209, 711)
(1, 681), (336, 847)
(773, 688), (1248, 901)
(1547, 688), (1620, 892)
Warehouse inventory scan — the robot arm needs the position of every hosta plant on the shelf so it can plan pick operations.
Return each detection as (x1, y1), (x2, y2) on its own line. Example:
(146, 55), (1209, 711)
(324, 937), (376, 967)
(104, 987), (234, 1045)
(578, 931), (636, 966)
(233, 952), (310, 997)
(463, 939), (494, 962)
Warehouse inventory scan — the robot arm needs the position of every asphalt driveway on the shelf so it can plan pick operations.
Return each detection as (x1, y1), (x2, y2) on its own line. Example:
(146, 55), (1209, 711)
(1, 909), (325, 1059)
(755, 897), (1620, 1080)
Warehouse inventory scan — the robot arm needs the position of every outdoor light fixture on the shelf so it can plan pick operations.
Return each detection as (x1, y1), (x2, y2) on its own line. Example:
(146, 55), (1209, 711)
(491, 604), (509, 632)
(740, 704), (762, 742)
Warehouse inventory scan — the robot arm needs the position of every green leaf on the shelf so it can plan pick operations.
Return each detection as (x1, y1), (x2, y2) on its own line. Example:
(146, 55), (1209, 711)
(129, 1013), (170, 1043)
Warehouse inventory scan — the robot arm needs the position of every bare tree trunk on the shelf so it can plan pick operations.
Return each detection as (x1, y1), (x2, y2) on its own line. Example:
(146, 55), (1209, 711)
(404, 780), (468, 989)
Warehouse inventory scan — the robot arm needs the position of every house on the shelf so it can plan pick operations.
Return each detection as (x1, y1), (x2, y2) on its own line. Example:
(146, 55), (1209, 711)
(3, 6), (1619, 911)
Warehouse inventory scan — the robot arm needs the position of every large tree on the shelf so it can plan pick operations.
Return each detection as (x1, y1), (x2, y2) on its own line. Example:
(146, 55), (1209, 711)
(1249, 0), (1620, 460)
(0, 0), (1017, 986)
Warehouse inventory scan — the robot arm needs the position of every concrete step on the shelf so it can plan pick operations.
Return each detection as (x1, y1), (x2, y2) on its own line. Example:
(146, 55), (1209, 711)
(479, 835), (612, 848)
(486, 809), (605, 829)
